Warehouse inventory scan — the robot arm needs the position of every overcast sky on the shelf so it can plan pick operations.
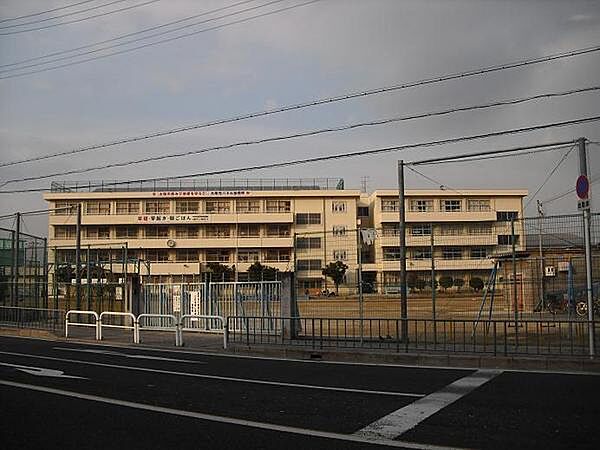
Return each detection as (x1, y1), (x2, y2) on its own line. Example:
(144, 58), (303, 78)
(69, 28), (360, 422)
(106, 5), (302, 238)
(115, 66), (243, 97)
(1, 0), (599, 237)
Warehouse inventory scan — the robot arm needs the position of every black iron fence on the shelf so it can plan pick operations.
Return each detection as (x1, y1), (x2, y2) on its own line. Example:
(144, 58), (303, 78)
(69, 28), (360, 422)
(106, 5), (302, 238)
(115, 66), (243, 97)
(227, 315), (600, 357)
(0, 306), (65, 333)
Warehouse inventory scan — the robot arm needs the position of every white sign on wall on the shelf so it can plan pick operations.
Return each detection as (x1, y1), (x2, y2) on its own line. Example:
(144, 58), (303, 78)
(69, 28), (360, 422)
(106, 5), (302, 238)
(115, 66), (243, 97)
(545, 266), (556, 277)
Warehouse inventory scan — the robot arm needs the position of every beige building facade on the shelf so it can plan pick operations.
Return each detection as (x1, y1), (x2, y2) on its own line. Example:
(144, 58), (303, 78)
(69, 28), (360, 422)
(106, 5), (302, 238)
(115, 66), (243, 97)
(43, 180), (527, 291)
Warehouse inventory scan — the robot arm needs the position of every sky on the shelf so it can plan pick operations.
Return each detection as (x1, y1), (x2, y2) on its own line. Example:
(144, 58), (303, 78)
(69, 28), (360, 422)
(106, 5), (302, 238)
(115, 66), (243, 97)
(0, 0), (599, 237)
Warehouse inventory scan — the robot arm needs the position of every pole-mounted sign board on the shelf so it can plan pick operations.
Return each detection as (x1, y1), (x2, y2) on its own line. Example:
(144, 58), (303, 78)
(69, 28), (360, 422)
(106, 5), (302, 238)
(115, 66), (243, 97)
(576, 174), (591, 211)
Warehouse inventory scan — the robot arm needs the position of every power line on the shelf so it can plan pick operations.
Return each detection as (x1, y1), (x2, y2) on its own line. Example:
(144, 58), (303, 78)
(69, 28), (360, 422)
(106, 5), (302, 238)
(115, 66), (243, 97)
(2, 115), (599, 194)
(2, 42), (599, 167)
(524, 145), (576, 209)
(0, 0), (319, 77)
(0, 0), (98, 24)
(0, 0), (161, 35)
(0, 0), (258, 69)
(543, 173), (600, 204)
(5, 85), (597, 185)
(0, 0), (279, 72)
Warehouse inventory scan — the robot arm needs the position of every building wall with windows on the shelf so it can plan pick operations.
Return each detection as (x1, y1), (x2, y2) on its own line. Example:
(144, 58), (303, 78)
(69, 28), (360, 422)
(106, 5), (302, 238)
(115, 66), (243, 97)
(364, 189), (527, 289)
(44, 187), (361, 283)
(44, 185), (526, 288)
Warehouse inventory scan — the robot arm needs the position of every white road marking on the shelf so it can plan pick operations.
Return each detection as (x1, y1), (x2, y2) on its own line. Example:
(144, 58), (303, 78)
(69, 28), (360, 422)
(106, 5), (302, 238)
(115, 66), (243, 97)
(355, 369), (502, 440)
(0, 351), (424, 398)
(0, 379), (465, 450)
(0, 362), (87, 379)
(53, 347), (205, 363)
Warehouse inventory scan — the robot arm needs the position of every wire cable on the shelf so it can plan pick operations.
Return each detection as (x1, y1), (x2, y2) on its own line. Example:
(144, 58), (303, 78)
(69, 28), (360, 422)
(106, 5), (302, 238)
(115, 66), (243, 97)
(524, 145), (576, 210)
(1, 40), (599, 167)
(0, 0), (258, 70)
(0, 0), (98, 24)
(0, 0), (161, 35)
(0, 0), (284, 73)
(2, 115), (599, 194)
(3, 85), (597, 185)
(0, 0), (319, 76)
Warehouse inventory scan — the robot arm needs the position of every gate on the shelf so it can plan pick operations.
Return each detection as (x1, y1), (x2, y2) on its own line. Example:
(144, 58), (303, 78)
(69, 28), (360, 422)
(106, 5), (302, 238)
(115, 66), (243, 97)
(140, 281), (281, 331)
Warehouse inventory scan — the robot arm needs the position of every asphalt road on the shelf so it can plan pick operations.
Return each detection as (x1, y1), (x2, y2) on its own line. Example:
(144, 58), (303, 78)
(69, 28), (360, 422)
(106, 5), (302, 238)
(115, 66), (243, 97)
(0, 335), (598, 449)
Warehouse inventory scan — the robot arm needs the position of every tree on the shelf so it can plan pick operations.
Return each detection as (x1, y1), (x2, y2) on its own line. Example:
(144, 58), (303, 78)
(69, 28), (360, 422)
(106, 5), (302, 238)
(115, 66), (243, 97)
(453, 278), (465, 292)
(247, 262), (279, 281)
(322, 261), (348, 295)
(469, 277), (484, 292)
(205, 262), (234, 281)
(439, 275), (453, 291)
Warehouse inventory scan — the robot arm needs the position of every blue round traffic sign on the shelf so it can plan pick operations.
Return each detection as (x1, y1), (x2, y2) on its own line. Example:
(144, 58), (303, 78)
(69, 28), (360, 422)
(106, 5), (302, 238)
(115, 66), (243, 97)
(576, 175), (589, 199)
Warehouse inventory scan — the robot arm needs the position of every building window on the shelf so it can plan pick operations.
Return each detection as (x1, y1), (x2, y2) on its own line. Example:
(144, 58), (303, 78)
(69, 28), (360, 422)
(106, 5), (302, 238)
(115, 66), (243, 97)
(54, 201), (77, 215)
(441, 199), (462, 212)
(296, 237), (321, 249)
(56, 250), (76, 263)
(411, 224), (431, 236)
(86, 227), (110, 239)
(54, 226), (76, 239)
(205, 225), (230, 238)
(382, 199), (399, 212)
(410, 199), (433, 212)
(412, 247), (431, 259)
(175, 226), (199, 238)
(175, 201), (199, 213)
(175, 249), (198, 262)
(357, 206), (369, 217)
(205, 200), (231, 214)
(381, 223), (399, 236)
(145, 226), (170, 238)
(296, 213), (321, 225)
(86, 201), (111, 215)
(333, 225), (347, 237)
(238, 224), (260, 238)
(116, 201), (139, 215)
(468, 199), (490, 212)
(467, 223), (492, 235)
(333, 250), (347, 261)
(470, 247), (488, 259)
(147, 249), (170, 262)
(442, 247), (462, 260)
(265, 249), (290, 262)
(145, 201), (170, 214)
(265, 200), (291, 213)
(115, 226), (138, 239)
(332, 201), (347, 213)
(238, 249), (260, 262)
(498, 235), (519, 245)
(236, 200), (260, 213)
(383, 247), (401, 260)
(206, 249), (230, 262)
(497, 211), (518, 222)
(265, 224), (290, 237)
(440, 225), (463, 236)
(296, 259), (322, 271)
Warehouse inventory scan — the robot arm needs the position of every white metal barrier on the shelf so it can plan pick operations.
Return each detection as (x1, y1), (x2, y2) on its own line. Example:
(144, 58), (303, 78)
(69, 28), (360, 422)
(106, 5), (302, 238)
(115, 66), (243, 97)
(98, 311), (136, 342)
(137, 313), (179, 346)
(180, 314), (227, 349)
(65, 310), (100, 339)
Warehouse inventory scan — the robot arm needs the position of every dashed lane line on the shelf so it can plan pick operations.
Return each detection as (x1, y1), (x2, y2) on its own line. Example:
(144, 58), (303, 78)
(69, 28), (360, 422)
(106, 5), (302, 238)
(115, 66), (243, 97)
(0, 379), (468, 450)
(0, 350), (425, 398)
(355, 369), (502, 441)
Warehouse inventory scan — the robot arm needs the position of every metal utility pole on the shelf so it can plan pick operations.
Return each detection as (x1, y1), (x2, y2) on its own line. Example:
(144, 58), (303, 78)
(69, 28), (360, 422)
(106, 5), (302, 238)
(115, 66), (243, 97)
(577, 137), (595, 358)
(537, 200), (545, 316)
(75, 203), (82, 309)
(511, 217), (518, 345)
(430, 223), (437, 345)
(357, 226), (364, 343)
(397, 160), (408, 342)
(12, 212), (20, 306)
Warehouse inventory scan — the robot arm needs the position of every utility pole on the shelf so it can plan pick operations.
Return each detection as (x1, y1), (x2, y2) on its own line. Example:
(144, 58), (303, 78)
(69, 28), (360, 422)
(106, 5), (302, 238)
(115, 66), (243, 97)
(75, 203), (82, 309)
(430, 222), (437, 345)
(397, 160), (408, 342)
(578, 137), (595, 358)
(12, 212), (20, 306)
(537, 200), (545, 315)
(357, 225), (364, 343)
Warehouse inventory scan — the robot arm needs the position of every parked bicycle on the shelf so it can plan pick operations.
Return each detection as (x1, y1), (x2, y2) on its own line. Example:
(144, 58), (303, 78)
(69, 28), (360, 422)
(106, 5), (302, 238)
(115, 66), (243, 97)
(575, 298), (600, 317)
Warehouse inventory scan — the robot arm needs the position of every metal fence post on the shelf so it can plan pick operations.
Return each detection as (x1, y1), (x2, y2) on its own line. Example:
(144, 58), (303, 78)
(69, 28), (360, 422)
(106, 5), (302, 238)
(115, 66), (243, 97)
(511, 217), (518, 348)
(431, 222), (437, 345)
